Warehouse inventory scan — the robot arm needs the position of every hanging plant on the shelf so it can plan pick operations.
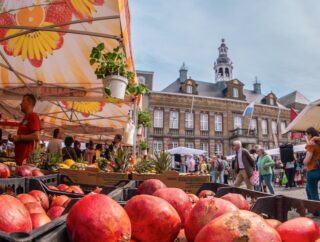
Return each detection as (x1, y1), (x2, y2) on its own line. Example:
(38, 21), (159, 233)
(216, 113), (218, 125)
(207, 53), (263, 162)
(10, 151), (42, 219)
(126, 82), (150, 97)
(138, 111), (152, 128)
(140, 140), (148, 150)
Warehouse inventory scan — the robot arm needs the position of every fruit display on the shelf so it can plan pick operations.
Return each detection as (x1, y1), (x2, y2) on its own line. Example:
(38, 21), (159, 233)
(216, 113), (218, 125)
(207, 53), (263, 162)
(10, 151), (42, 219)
(0, 163), (10, 178)
(137, 178), (167, 195)
(220, 192), (251, 210)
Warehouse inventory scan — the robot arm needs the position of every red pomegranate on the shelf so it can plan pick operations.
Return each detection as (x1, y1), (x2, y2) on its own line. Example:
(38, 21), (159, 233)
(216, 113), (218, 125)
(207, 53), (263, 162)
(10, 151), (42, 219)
(30, 213), (51, 229)
(277, 217), (319, 242)
(14, 165), (33, 177)
(24, 202), (46, 214)
(47, 206), (65, 220)
(57, 184), (69, 191)
(185, 197), (238, 242)
(0, 163), (10, 178)
(198, 190), (215, 198)
(50, 195), (70, 208)
(17, 194), (39, 205)
(153, 188), (192, 226)
(187, 193), (199, 205)
(125, 194), (181, 242)
(48, 185), (59, 190)
(265, 219), (282, 229)
(32, 169), (44, 177)
(28, 190), (49, 211)
(137, 179), (167, 195)
(220, 193), (250, 210)
(67, 194), (131, 242)
(0, 195), (32, 232)
(195, 210), (281, 242)
(65, 185), (84, 194)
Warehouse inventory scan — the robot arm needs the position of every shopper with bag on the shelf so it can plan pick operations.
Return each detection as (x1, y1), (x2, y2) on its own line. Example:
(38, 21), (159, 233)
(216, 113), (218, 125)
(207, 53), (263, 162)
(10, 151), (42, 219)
(256, 146), (275, 194)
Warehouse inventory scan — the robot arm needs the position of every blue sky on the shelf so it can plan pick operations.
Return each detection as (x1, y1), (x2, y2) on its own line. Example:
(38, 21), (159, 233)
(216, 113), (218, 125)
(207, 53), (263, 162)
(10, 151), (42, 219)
(130, 0), (320, 101)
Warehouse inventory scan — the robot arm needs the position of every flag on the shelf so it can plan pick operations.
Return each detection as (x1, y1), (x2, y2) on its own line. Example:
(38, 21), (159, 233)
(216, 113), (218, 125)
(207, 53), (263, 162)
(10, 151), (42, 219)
(290, 108), (303, 140)
(242, 102), (255, 117)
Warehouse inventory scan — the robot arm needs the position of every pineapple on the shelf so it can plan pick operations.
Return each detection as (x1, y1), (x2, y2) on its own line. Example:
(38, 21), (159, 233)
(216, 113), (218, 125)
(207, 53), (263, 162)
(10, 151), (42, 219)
(70, 162), (87, 170)
(152, 151), (172, 174)
(134, 159), (155, 174)
(28, 147), (44, 167)
(109, 148), (129, 173)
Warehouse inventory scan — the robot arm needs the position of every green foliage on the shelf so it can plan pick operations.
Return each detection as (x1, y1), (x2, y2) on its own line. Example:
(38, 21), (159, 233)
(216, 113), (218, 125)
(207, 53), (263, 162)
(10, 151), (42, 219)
(109, 148), (129, 173)
(90, 43), (134, 81)
(126, 82), (150, 97)
(152, 151), (172, 174)
(98, 158), (110, 171)
(28, 147), (44, 166)
(138, 111), (152, 128)
(140, 140), (148, 150)
(134, 159), (155, 174)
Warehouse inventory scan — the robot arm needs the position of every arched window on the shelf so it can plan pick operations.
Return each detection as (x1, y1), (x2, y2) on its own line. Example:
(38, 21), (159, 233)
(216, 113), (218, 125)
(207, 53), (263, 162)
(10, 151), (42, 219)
(225, 68), (229, 77)
(219, 68), (223, 76)
(186, 85), (193, 94)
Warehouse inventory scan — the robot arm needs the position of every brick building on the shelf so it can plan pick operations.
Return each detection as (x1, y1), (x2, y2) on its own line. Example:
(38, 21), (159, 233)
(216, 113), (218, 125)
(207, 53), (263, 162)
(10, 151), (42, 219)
(137, 39), (308, 156)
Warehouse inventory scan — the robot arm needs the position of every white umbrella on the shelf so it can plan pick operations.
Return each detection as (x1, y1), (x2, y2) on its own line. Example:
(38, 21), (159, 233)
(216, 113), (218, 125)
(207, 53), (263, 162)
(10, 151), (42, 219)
(167, 146), (207, 156)
(283, 99), (320, 133)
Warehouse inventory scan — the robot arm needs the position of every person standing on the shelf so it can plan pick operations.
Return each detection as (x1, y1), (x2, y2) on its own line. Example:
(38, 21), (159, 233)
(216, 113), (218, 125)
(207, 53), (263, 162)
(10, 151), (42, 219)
(105, 134), (122, 159)
(74, 140), (82, 161)
(10, 94), (40, 165)
(284, 158), (295, 190)
(256, 146), (275, 194)
(62, 136), (77, 161)
(233, 140), (255, 190)
(210, 156), (218, 182)
(304, 127), (320, 201)
(186, 154), (195, 173)
(85, 140), (95, 164)
(47, 128), (62, 156)
(223, 158), (230, 184)
(216, 155), (225, 183)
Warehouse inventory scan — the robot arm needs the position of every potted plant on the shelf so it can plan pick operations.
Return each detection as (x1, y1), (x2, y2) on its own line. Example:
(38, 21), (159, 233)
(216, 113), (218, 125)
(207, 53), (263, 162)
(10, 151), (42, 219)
(140, 140), (148, 155)
(126, 82), (150, 97)
(90, 43), (135, 100)
(137, 110), (152, 135)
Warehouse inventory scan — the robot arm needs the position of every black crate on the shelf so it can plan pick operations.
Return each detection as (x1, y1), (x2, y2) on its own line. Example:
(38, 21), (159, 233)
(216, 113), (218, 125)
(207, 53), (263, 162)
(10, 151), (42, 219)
(251, 195), (320, 222)
(0, 177), (27, 196)
(196, 182), (231, 195)
(34, 224), (69, 242)
(0, 198), (79, 242)
(108, 187), (137, 206)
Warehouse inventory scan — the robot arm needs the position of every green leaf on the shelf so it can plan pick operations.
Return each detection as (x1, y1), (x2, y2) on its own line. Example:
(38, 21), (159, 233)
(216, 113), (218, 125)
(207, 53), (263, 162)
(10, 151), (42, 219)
(97, 43), (105, 50)
(105, 87), (111, 96)
(89, 59), (96, 65)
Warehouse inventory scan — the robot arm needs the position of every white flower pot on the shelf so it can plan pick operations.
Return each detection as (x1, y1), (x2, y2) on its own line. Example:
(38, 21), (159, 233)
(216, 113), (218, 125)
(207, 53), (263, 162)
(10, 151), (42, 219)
(103, 75), (128, 100)
(137, 126), (143, 136)
(142, 149), (147, 155)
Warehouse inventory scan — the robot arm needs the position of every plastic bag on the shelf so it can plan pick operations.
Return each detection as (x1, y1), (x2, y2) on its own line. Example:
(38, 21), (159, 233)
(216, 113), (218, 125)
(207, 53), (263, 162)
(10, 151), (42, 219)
(282, 173), (288, 186)
(250, 170), (260, 186)
(123, 120), (135, 146)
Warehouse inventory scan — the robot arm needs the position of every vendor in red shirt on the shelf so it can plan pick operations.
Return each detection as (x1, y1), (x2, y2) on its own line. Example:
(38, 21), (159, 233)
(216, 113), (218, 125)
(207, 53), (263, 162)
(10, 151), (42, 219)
(10, 94), (40, 165)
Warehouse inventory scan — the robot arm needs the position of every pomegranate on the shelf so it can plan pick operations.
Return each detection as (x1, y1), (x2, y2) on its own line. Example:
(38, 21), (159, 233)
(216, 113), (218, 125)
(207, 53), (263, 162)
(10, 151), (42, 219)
(153, 188), (192, 226)
(57, 184), (69, 191)
(48, 185), (59, 190)
(220, 193), (250, 210)
(0, 195), (32, 232)
(195, 210), (281, 242)
(17, 194), (39, 205)
(198, 190), (215, 198)
(65, 185), (84, 194)
(28, 190), (49, 211)
(24, 202), (46, 214)
(265, 219), (282, 229)
(187, 193), (199, 205)
(32, 169), (44, 177)
(67, 194), (131, 242)
(47, 206), (65, 220)
(51, 195), (70, 208)
(30, 213), (51, 229)
(137, 179), (167, 195)
(277, 217), (319, 242)
(0, 163), (10, 178)
(185, 197), (238, 242)
(14, 165), (33, 177)
(125, 194), (181, 242)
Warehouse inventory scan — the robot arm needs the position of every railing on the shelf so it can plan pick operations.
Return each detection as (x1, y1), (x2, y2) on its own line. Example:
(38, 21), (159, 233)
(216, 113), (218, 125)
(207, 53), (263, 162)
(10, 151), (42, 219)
(185, 129), (194, 136)
(215, 131), (223, 137)
(153, 128), (163, 135)
(229, 128), (257, 139)
(169, 129), (179, 136)
(200, 130), (209, 137)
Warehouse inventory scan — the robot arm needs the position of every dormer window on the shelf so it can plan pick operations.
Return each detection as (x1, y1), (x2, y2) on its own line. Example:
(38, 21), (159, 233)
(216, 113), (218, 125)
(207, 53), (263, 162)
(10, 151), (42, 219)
(233, 88), (239, 98)
(186, 85), (193, 94)
(270, 96), (274, 105)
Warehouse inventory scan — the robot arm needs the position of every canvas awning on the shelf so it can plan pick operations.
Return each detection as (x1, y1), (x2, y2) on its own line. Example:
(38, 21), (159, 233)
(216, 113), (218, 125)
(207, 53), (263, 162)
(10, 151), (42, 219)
(283, 99), (320, 133)
(0, 0), (135, 138)
(167, 147), (207, 156)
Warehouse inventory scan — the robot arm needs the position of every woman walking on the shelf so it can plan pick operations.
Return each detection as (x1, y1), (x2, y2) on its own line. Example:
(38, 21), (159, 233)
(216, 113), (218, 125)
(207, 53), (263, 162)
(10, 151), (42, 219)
(256, 146), (275, 194)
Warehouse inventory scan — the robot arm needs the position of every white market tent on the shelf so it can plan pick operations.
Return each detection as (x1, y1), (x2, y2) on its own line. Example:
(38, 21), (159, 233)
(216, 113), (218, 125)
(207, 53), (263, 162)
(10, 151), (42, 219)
(283, 99), (320, 133)
(167, 147), (207, 156)
(0, 0), (137, 141)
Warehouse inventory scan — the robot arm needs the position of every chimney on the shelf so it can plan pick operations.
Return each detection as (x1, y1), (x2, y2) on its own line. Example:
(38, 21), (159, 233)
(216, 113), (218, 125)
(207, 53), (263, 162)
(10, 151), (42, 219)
(179, 62), (188, 82)
(253, 76), (261, 94)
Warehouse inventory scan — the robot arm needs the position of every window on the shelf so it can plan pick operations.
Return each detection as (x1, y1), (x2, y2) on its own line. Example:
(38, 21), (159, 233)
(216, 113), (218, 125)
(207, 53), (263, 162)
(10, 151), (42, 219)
(215, 114), (223, 132)
(169, 140), (179, 149)
(185, 142), (194, 149)
(250, 118), (257, 131)
(272, 121), (278, 134)
(281, 121), (286, 134)
(169, 111), (179, 129)
(270, 97), (274, 105)
(233, 115), (242, 129)
(153, 140), (163, 154)
(186, 85), (193, 94)
(153, 110), (163, 128)
(200, 113), (209, 131)
(261, 119), (268, 135)
(200, 141), (209, 154)
(185, 112), (194, 129)
(215, 143), (223, 155)
(233, 88), (239, 98)
(263, 142), (269, 150)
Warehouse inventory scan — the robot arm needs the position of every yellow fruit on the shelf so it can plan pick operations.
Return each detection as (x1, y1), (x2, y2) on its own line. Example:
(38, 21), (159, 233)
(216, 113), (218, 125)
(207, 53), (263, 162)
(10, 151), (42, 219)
(64, 159), (75, 167)
(58, 163), (70, 169)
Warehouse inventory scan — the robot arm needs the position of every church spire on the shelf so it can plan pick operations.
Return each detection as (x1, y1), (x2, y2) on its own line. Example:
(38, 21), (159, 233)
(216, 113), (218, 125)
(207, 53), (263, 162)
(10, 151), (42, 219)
(214, 39), (233, 82)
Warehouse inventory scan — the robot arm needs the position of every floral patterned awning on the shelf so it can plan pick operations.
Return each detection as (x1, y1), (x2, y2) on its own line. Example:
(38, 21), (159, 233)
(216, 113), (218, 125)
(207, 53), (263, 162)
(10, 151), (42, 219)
(0, 0), (135, 137)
